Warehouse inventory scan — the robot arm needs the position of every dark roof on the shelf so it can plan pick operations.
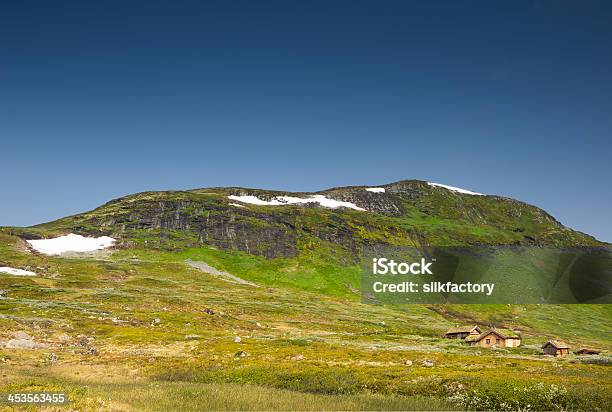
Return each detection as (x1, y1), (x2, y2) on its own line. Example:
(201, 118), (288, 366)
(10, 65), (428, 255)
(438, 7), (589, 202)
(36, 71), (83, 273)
(445, 325), (480, 334)
(576, 348), (600, 354)
(542, 340), (569, 349)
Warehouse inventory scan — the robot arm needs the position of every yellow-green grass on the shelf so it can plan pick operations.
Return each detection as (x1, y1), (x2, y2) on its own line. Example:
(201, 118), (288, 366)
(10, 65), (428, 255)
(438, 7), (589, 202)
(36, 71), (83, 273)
(1, 231), (611, 411)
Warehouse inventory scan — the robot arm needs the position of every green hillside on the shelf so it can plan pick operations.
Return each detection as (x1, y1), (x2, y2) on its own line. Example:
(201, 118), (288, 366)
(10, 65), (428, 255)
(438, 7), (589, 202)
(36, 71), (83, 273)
(1, 180), (610, 411)
(21, 180), (602, 253)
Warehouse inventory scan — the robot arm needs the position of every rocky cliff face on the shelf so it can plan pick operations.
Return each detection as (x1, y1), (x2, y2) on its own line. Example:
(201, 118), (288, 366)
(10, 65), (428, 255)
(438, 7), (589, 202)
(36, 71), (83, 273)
(25, 180), (602, 259)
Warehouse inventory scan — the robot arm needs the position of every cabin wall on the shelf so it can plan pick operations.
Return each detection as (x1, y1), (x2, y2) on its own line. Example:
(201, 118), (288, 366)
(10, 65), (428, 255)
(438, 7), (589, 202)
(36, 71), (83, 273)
(505, 338), (521, 348)
(476, 332), (505, 348)
(543, 345), (569, 356)
(543, 346), (557, 355)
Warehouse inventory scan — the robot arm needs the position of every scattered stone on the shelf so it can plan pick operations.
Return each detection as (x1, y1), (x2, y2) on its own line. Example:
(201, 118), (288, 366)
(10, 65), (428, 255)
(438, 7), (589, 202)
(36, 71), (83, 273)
(4, 332), (48, 350)
(84, 347), (98, 356)
(5, 339), (38, 349)
(13, 331), (31, 340)
(48, 353), (58, 363)
(234, 336), (242, 343)
(185, 334), (200, 340)
(404, 360), (413, 366)
(291, 354), (305, 361)
(151, 318), (161, 326)
(203, 308), (215, 315)
(235, 351), (247, 358)
(76, 336), (90, 347)
(422, 360), (434, 367)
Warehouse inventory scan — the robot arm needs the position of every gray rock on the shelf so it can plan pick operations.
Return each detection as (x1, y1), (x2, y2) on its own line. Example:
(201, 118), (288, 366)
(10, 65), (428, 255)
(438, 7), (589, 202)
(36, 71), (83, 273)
(404, 360), (413, 366)
(5, 338), (48, 350)
(84, 347), (98, 356)
(185, 334), (200, 340)
(13, 331), (31, 340)
(422, 359), (434, 367)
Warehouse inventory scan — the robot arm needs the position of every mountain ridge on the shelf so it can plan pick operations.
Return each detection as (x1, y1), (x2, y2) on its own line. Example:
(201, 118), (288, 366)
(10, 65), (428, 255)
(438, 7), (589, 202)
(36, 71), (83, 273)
(3, 179), (600, 264)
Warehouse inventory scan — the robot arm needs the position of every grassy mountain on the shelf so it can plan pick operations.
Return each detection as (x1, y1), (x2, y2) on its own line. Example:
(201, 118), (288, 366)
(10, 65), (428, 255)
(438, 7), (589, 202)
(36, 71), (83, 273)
(21, 180), (602, 255)
(1, 180), (610, 411)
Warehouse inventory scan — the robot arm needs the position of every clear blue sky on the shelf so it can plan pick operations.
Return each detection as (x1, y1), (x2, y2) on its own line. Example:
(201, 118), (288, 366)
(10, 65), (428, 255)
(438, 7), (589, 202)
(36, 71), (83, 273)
(1, 1), (611, 241)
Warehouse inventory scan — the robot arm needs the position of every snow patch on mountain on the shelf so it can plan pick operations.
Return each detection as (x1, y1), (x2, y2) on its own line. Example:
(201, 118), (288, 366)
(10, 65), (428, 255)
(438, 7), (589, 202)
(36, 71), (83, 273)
(0, 267), (37, 276)
(27, 234), (116, 255)
(365, 188), (385, 193)
(228, 195), (365, 211)
(427, 182), (483, 196)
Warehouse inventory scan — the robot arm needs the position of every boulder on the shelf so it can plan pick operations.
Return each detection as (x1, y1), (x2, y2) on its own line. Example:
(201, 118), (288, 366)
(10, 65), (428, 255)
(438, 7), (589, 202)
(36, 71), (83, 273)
(5, 331), (49, 350)
(13, 331), (31, 340)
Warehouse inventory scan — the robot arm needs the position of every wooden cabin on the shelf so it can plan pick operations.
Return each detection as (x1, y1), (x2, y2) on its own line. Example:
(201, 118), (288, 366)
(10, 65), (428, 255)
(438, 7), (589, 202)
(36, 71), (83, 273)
(542, 341), (570, 356)
(576, 348), (600, 355)
(465, 329), (521, 348)
(445, 325), (481, 340)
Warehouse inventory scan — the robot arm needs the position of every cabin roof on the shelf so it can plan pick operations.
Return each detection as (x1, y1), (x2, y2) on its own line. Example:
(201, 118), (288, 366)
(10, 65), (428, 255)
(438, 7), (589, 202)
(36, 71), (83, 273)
(493, 329), (521, 339)
(470, 328), (521, 342)
(542, 340), (569, 349)
(445, 325), (480, 334)
(576, 348), (600, 354)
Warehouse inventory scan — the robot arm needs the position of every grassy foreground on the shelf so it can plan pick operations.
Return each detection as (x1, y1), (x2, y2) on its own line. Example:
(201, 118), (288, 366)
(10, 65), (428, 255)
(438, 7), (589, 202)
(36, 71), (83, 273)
(2, 365), (453, 411)
(1, 231), (611, 411)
